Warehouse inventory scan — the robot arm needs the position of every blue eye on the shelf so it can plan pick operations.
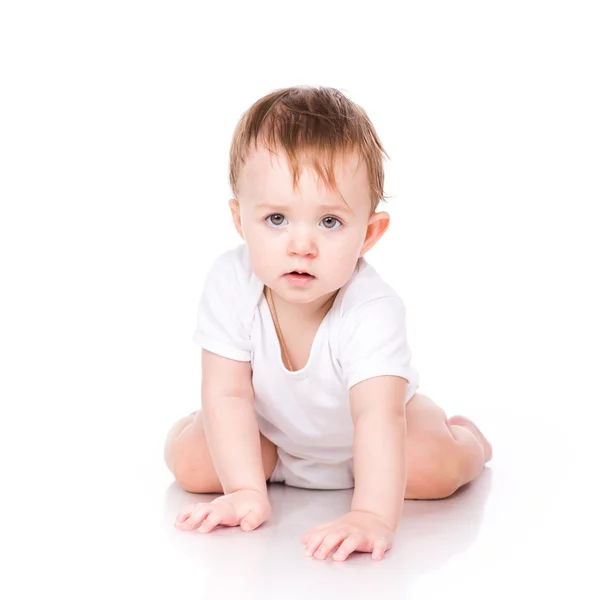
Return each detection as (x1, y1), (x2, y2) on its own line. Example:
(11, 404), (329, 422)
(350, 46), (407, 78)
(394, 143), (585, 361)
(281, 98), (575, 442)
(264, 214), (342, 229)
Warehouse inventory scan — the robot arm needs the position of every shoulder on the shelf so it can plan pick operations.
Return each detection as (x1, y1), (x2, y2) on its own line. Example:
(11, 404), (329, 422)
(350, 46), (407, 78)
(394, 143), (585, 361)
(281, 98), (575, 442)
(328, 257), (409, 360)
(194, 244), (262, 359)
(206, 242), (254, 289)
(201, 243), (262, 310)
(200, 243), (262, 323)
(336, 257), (405, 319)
(329, 259), (418, 391)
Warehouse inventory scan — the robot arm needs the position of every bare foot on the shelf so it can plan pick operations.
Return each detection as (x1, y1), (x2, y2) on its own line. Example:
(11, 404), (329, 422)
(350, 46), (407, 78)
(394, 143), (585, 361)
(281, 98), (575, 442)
(447, 415), (493, 462)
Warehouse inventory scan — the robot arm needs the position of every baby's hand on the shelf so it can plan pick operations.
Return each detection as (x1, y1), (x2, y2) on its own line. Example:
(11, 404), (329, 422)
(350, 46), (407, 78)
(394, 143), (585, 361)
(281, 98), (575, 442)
(174, 489), (271, 533)
(301, 510), (395, 561)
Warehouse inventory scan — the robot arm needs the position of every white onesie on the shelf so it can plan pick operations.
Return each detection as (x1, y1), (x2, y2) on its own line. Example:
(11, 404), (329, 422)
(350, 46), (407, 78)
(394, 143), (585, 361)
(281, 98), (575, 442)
(192, 243), (420, 490)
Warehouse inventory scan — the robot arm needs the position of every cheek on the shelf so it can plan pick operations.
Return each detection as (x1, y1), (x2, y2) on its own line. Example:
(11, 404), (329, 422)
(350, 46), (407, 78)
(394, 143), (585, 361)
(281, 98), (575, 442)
(326, 232), (363, 261)
(243, 225), (269, 252)
(244, 235), (278, 280)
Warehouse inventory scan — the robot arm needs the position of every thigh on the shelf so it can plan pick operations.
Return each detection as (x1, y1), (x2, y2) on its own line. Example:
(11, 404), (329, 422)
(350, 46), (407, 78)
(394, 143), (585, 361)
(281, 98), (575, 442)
(405, 393), (449, 436)
(404, 393), (457, 499)
(164, 409), (279, 494)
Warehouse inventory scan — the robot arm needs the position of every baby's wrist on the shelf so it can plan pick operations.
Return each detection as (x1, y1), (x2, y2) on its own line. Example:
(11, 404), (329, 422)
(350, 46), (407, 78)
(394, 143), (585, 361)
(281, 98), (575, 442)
(227, 486), (270, 500)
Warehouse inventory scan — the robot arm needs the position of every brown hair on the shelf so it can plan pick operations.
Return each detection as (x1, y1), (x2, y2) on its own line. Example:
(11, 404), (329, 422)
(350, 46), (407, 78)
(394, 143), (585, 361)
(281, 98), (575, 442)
(229, 86), (390, 214)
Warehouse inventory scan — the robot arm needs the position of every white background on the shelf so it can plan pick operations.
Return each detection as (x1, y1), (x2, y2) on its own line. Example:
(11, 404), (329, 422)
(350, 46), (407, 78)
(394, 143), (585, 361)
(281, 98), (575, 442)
(1, 1), (598, 598)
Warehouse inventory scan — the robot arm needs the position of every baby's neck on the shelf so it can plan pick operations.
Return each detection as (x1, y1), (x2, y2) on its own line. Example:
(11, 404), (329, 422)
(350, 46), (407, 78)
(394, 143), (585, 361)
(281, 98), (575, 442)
(266, 288), (338, 322)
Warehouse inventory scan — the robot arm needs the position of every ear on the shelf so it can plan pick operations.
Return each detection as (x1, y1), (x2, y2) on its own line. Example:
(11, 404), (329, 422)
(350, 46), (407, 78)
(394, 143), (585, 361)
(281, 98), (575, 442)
(359, 211), (390, 257)
(229, 199), (245, 240)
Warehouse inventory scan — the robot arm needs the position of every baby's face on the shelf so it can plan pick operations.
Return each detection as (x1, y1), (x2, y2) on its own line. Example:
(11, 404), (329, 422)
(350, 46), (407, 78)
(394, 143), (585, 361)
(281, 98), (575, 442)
(231, 144), (379, 306)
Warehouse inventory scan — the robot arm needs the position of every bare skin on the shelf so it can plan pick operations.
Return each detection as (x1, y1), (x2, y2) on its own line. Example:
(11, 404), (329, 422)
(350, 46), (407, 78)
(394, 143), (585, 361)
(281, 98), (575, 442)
(165, 393), (492, 545)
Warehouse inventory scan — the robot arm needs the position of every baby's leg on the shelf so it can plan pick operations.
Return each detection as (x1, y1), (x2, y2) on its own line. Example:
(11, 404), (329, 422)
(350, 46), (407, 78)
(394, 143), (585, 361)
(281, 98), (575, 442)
(164, 410), (279, 493)
(404, 394), (493, 499)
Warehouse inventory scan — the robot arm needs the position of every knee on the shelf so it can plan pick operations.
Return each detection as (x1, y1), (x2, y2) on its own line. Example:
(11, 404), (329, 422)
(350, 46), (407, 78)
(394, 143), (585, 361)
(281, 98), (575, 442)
(164, 445), (211, 494)
(419, 467), (461, 499)
(406, 439), (463, 500)
(163, 415), (194, 476)
(171, 466), (216, 494)
(163, 414), (222, 494)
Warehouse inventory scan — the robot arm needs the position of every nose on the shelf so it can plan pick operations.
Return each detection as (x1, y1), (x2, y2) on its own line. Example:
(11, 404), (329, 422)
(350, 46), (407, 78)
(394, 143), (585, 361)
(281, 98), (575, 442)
(287, 226), (318, 258)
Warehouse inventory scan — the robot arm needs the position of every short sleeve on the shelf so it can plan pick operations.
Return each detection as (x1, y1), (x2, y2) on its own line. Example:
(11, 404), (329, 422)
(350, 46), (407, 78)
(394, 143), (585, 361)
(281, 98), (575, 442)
(191, 252), (252, 362)
(338, 296), (420, 397)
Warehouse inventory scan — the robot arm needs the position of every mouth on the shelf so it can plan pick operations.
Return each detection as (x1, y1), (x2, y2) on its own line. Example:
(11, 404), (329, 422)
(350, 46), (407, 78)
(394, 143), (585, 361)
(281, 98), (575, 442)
(286, 271), (315, 278)
(284, 271), (316, 285)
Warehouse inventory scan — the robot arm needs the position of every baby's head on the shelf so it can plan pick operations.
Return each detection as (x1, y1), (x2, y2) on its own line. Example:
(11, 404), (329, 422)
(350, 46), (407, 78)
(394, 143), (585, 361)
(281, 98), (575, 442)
(228, 86), (391, 306)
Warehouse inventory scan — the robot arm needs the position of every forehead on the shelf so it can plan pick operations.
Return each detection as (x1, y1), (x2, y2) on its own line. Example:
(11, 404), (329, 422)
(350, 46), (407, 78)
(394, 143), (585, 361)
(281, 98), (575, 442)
(238, 144), (369, 209)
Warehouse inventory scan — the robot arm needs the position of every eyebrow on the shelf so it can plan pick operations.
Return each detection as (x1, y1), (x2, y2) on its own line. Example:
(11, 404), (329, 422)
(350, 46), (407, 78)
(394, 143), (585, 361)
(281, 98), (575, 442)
(255, 202), (352, 214)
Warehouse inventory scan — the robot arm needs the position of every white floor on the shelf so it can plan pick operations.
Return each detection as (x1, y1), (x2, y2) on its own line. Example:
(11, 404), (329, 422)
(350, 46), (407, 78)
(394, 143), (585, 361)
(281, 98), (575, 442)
(3, 390), (598, 599)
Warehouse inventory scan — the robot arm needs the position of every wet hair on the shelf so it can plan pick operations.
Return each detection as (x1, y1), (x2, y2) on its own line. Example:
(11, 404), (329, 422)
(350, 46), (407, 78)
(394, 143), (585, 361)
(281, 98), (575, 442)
(229, 86), (390, 214)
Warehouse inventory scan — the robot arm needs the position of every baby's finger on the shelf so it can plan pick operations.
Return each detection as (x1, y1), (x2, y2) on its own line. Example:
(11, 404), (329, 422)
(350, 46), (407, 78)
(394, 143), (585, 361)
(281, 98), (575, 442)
(371, 538), (388, 561)
(314, 532), (346, 560)
(300, 524), (327, 544)
(179, 504), (212, 530)
(174, 503), (205, 528)
(239, 508), (262, 532)
(305, 531), (329, 557)
(174, 509), (192, 526)
(198, 510), (222, 533)
(332, 534), (359, 561)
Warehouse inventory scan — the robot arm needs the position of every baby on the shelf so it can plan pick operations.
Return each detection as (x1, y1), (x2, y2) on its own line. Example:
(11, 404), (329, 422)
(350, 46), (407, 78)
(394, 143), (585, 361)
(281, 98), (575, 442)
(164, 86), (492, 562)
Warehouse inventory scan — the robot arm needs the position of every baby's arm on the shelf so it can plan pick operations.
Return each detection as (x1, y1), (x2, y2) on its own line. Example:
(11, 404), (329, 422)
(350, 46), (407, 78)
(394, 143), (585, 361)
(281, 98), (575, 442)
(201, 348), (268, 496)
(174, 349), (271, 533)
(350, 375), (408, 530)
(175, 348), (271, 533)
(301, 376), (408, 560)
